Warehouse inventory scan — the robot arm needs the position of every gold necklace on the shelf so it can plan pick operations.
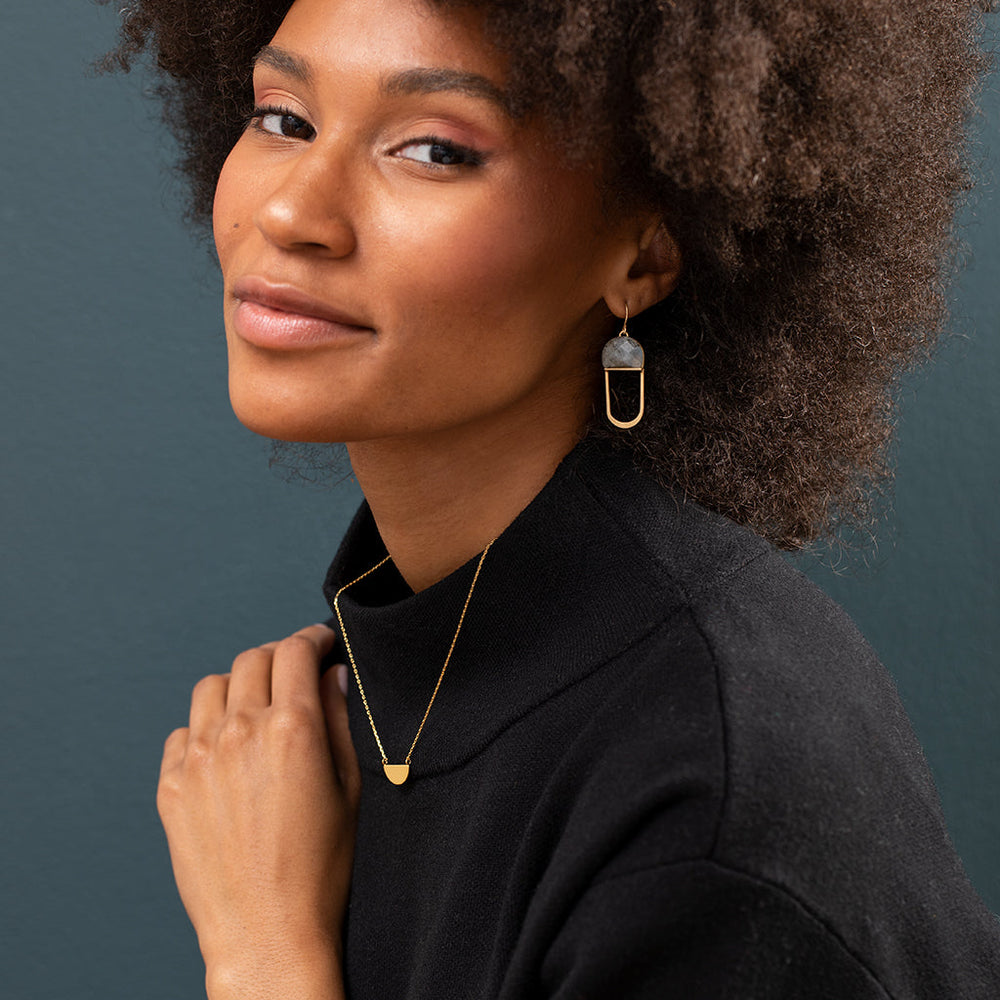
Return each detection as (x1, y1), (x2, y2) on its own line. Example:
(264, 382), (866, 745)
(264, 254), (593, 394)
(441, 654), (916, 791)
(332, 540), (494, 785)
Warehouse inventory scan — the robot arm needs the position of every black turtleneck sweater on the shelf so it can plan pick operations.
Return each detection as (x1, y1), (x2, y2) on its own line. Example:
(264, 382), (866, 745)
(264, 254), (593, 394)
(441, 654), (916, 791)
(322, 442), (999, 999)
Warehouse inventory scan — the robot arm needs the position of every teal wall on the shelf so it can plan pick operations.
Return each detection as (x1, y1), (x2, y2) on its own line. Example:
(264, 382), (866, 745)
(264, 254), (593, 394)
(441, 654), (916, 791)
(1, 3), (996, 996)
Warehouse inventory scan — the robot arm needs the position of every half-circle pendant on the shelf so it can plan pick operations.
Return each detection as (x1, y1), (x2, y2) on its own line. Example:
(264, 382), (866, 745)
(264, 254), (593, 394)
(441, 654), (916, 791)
(383, 763), (411, 785)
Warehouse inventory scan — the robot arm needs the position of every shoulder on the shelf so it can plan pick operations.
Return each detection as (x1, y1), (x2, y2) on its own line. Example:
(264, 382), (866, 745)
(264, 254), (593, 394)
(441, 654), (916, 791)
(566, 443), (893, 746)
(566, 441), (899, 722)
(567, 445), (948, 871)
(546, 445), (1000, 990)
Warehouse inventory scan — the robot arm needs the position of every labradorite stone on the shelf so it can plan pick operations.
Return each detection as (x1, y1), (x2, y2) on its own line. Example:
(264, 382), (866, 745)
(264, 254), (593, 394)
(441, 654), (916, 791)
(602, 337), (644, 369)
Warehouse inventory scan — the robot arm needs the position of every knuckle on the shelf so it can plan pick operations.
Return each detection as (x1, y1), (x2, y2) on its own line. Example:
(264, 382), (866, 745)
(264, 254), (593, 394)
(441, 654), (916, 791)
(156, 775), (179, 816)
(163, 726), (187, 752)
(231, 647), (267, 671)
(192, 673), (224, 699)
(183, 733), (213, 767)
(269, 703), (316, 737)
(217, 711), (255, 747)
(280, 633), (317, 657)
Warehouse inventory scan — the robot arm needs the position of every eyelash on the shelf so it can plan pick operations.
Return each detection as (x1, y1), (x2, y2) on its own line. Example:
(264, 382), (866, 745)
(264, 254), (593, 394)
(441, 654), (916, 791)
(246, 104), (315, 141)
(246, 104), (485, 169)
(398, 135), (485, 169)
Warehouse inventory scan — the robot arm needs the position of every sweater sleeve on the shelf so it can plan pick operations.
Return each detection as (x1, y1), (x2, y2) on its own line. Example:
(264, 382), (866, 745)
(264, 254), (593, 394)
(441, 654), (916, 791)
(540, 859), (890, 1000)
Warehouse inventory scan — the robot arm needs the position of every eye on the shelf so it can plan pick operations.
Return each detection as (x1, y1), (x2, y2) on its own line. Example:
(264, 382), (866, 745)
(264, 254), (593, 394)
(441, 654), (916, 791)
(248, 105), (315, 141)
(394, 137), (483, 168)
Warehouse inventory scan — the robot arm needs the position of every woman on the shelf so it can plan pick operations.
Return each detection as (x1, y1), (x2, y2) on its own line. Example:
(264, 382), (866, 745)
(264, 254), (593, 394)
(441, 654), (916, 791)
(107, 0), (1000, 997)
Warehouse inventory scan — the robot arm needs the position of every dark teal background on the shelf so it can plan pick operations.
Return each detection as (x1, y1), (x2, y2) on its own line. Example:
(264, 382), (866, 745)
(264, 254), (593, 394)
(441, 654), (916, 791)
(1, 3), (997, 996)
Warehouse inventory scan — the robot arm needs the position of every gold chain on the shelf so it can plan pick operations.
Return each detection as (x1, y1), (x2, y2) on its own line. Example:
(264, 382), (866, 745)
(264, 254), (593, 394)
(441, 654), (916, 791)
(332, 540), (494, 784)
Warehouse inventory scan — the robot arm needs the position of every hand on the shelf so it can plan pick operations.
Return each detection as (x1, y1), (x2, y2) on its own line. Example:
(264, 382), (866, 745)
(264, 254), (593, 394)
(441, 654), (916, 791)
(157, 624), (360, 1000)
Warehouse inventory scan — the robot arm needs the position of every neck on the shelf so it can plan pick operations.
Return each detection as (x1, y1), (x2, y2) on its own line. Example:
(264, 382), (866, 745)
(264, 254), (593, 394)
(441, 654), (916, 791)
(346, 398), (589, 593)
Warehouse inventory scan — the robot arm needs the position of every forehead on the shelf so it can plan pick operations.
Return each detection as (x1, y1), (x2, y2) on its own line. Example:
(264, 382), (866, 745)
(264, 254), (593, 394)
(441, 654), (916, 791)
(267, 0), (507, 88)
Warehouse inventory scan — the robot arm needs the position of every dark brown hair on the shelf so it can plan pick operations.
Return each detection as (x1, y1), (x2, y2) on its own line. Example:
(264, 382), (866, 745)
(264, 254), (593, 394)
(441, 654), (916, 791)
(103, 0), (994, 548)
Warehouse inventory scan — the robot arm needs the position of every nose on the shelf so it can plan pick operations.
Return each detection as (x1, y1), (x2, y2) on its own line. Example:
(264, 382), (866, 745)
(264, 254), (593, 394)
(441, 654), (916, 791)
(254, 144), (358, 258)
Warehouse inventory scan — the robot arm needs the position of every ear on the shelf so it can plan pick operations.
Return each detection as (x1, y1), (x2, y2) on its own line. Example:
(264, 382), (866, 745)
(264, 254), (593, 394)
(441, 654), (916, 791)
(603, 218), (682, 319)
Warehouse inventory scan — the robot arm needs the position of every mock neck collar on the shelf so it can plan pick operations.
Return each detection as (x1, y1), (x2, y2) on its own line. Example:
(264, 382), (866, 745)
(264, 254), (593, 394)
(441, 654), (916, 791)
(322, 440), (682, 779)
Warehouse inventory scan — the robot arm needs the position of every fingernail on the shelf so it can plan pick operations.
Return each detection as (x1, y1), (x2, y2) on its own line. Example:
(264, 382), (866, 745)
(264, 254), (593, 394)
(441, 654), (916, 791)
(336, 663), (349, 696)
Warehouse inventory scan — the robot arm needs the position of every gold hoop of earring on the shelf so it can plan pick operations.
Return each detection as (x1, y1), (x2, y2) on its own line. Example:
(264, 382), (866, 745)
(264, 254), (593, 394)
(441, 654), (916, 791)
(602, 305), (645, 429)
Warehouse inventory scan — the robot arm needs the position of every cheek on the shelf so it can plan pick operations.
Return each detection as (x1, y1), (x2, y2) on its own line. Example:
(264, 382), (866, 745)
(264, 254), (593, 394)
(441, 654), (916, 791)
(365, 203), (604, 418)
(376, 185), (596, 335)
(212, 144), (253, 272)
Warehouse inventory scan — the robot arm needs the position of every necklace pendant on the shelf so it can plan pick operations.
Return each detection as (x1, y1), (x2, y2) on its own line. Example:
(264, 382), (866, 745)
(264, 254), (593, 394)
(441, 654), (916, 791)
(383, 763), (410, 785)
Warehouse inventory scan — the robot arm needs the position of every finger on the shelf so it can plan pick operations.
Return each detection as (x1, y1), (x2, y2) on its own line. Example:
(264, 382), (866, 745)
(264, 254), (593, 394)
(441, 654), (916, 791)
(188, 673), (229, 734)
(255, 624), (335, 660)
(269, 624), (338, 707)
(299, 622), (339, 657)
(320, 665), (361, 799)
(160, 726), (189, 778)
(227, 645), (274, 709)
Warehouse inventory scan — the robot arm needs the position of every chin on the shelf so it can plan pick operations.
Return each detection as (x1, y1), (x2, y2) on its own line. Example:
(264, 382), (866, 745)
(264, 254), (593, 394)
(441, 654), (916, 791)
(225, 362), (336, 441)
(228, 393), (335, 443)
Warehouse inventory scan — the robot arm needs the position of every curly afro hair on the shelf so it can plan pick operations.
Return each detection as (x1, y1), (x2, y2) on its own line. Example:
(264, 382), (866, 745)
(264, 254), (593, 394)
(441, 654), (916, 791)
(102, 0), (994, 548)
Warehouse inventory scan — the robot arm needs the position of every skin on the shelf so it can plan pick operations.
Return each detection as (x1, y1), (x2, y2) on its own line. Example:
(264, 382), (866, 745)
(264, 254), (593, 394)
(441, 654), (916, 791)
(158, 629), (358, 1000)
(160, 0), (681, 997)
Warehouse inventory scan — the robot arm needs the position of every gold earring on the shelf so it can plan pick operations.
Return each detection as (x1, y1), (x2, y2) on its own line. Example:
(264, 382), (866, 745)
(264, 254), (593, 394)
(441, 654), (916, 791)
(602, 305), (645, 429)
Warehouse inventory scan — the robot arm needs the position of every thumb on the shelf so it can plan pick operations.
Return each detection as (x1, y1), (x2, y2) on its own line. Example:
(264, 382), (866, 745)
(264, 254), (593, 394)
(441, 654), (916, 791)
(320, 664), (361, 801)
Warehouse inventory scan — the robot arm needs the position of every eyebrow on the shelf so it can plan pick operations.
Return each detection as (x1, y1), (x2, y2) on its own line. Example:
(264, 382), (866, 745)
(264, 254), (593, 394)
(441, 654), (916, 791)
(382, 67), (510, 114)
(253, 46), (511, 115)
(254, 45), (312, 83)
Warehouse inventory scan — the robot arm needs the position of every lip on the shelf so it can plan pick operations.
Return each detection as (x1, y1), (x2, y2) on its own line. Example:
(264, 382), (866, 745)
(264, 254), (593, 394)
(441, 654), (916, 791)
(231, 276), (374, 349)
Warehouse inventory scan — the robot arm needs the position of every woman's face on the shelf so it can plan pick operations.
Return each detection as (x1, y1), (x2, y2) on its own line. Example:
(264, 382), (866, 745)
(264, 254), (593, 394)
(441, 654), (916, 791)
(214, 0), (634, 444)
